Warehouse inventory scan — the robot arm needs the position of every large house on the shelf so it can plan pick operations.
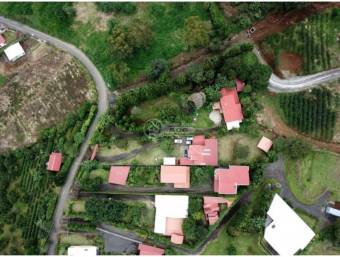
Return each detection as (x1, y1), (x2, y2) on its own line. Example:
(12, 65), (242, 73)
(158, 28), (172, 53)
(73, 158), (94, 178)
(154, 195), (189, 245)
(179, 135), (218, 166)
(264, 194), (315, 255)
(160, 165), (190, 188)
(219, 88), (244, 130)
(214, 166), (250, 194)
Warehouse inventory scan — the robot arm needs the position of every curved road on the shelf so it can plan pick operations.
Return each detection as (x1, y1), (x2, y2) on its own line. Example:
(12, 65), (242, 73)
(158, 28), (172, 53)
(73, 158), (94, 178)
(0, 16), (109, 254)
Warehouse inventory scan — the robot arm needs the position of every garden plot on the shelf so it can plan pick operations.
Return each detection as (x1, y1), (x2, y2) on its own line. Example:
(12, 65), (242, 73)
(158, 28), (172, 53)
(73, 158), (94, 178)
(0, 42), (95, 152)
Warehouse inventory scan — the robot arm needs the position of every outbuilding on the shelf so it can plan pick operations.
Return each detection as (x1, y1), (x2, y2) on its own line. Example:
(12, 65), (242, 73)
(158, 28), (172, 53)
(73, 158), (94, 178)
(257, 136), (273, 153)
(108, 166), (130, 185)
(4, 42), (25, 62)
(47, 152), (62, 172)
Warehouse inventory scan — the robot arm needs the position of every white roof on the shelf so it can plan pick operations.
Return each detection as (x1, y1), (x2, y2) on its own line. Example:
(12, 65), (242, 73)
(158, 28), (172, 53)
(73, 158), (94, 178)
(163, 157), (176, 165)
(68, 246), (97, 256)
(264, 194), (315, 255)
(326, 206), (340, 217)
(154, 195), (189, 234)
(4, 42), (25, 61)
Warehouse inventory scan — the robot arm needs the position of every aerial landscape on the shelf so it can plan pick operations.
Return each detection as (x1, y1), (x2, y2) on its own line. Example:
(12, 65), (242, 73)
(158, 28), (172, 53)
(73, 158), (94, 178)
(0, 1), (339, 256)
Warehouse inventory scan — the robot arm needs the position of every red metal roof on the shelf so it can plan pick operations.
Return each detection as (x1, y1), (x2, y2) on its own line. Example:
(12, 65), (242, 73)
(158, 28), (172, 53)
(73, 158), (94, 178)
(90, 144), (99, 161)
(108, 166), (130, 185)
(138, 244), (164, 255)
(219, 88), (243, 123)
(257, 136), (273, 153)
(203, 196), (231, 225)
(47, 152), (62, 172)
(180, 136), (218, 166)
(0, 34), (5, 45)
(160, 166), (190, 188)
(214, 166), (250, 194)
(170, 234), (184, 245)
(236, 78), (245, 92)
(192, 135), (205, 145)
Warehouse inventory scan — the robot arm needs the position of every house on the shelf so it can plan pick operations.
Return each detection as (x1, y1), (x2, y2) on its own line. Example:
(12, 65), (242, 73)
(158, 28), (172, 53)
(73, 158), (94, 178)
(4, 42), (25, 62)
(179, 135), (218, 166)
(203, 196), (231, 225)
(138, 244), (164, 255)
(257, 136), (273, 153)
(67, 246), (98, 256)
(160, 165), (190, 188)
(154, 195), (189, 245)
(163, 157), (176, 165)
(90, 144), (99, 161)
(264, 194), (315, 255)
(214, 166), (250, 194)
(219, 88), (243, 130)
(108, 166), (130, 185)
(47, 152), (62, 172)
(236, 78), (245, 92)
(0, 34), (6, 48)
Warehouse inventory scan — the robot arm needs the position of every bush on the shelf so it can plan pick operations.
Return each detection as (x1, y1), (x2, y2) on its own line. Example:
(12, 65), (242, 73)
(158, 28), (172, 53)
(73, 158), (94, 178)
(96, 2), (137, 15)
(233, 144), (250, 160)
(274, 137), (311, 160)
(147, 59), (170, 81)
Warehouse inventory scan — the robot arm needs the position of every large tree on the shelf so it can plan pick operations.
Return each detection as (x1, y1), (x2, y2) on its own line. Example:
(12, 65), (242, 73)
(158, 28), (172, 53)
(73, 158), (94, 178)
(184, 16), (212, 49)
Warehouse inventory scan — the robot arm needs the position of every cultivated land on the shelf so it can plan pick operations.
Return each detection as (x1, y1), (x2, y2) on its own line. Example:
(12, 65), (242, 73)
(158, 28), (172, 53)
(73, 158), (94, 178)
(0, 41), (95, 152)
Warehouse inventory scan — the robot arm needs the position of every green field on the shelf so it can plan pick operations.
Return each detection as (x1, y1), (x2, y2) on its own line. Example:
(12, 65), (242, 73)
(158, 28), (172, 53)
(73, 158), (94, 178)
(203, 229), (266, 255)
(285, 150), (340, 204)
(262, 8), (340, 75)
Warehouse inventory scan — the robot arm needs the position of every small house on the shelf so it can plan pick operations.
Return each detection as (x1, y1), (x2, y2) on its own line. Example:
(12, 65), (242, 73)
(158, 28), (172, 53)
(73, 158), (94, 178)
(4, 42), (25, 62)
(138, 244), (164, 255)
(160, 165), (190, 188)
(108, 166), (130, 185)
(257, 136), (273, 153)
(47, 152), (62, 172)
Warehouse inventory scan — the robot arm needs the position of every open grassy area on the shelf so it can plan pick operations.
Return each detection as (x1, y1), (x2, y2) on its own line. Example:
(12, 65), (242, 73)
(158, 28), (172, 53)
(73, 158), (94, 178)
(218, 134), (263, 164)
(98, 139), (142, 157)
(285, 150), (340, 204)
(89, 168), (108, 180)
(304, 239), (340, 255)
(202, 229), (266, 255)
(261, 8), (340, 75)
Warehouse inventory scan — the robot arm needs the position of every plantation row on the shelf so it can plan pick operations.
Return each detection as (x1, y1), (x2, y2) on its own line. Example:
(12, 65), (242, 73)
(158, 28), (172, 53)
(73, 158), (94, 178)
(279, 88), (337, 141)
(0, 102), (97, 254)
(263, 8), (339, 75)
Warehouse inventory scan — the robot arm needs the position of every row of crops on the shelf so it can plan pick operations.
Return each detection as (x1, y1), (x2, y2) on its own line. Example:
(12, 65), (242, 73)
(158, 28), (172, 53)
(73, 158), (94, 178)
(0, 102), (97, 254)
(279, 88), (337, 141)
(263, 8), (340, 75)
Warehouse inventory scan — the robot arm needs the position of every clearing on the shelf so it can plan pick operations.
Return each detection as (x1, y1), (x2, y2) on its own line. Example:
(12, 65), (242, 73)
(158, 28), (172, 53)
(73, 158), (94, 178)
(0, 39), (95, 152)
(284, 150), (340, 204)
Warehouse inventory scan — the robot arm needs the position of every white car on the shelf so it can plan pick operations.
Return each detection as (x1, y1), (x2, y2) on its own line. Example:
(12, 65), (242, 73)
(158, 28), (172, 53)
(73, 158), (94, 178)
(174, 139), (182, 144)
(185, 140), (192, 145)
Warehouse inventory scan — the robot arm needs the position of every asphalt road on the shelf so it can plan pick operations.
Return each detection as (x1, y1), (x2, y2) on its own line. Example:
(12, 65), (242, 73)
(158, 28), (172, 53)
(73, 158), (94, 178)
(0, 16), (109, 255)
(268, 67), (340, 92)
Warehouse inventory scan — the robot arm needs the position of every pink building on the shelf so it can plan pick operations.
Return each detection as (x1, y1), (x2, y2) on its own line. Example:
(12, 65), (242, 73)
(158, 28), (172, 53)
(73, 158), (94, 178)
(220, 88), (244, 130)
(47, 152), (62, 172)
(160, 165), (190, 188)
(138, 244), (164, 255)
(214, 166), (250, 194)
(108, 166), (130, 185)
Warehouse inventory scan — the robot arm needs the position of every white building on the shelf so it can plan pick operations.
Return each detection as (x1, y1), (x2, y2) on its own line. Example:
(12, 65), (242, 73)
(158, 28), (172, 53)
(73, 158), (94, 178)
(163, 157), (176, 166)
(264, 194), (315, 255)
(4, 42), (25, 62)
(67, 246), (98, 256)
(154, 195), (188, 235)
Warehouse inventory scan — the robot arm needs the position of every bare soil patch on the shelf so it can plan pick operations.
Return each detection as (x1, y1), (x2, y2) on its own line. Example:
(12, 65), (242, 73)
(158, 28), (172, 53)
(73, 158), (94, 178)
(0, 41), (95, 152)
(278, 51), (303, 78)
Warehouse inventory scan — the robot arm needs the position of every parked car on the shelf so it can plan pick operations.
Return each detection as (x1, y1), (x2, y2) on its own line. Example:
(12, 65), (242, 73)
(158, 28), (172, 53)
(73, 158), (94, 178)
(185, 140), (192, 145)
(174, 139), (182, 144)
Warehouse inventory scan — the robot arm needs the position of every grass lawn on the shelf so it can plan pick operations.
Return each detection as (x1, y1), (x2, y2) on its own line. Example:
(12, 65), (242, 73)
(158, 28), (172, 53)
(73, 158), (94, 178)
(285, 150), (340, 204)
(202, 228), (266, 255)
(71, 200), (86, 213)
(304, 240), (340, 255)
(59, 233), (94, 245)
(89, 168), (108, 180)
(218, 134), (263, 164)
(294, 209), (318, 231)
(98, 139), (142, 157)
(192, 107), (215, 129)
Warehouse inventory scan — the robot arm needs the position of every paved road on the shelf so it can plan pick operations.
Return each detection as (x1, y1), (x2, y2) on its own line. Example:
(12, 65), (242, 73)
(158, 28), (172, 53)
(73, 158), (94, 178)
(268, 67), (340, 92)
(264, 155), (330, 221)
(0, 16), (109, 254)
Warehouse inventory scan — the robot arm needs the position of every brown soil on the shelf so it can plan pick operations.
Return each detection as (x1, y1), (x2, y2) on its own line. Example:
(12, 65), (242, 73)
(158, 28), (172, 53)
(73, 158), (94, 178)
(278, 51), (303, 77)
(0, 40), (95, 152)
(258, 99), (340, 154)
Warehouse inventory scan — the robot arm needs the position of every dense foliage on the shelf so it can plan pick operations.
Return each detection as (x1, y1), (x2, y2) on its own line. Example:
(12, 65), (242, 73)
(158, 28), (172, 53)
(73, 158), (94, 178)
(96, 2), (137, 15)
(279, 88), (337, 141)
(127, 166), (161, 187)
(190, 166), (215, 186)
(0, 102), (96, 254)
(274, 137), (311, 160)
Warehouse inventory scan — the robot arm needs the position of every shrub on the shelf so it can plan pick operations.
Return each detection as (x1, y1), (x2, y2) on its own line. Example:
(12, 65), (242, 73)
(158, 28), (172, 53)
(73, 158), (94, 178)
(96, 2), (137, 15)
(233, 144), (250, 160)
(147, 59), (170, 81)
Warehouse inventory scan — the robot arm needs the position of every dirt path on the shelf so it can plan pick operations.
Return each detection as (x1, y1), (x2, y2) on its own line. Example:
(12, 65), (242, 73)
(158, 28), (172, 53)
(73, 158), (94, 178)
(262, 104), (340, 153)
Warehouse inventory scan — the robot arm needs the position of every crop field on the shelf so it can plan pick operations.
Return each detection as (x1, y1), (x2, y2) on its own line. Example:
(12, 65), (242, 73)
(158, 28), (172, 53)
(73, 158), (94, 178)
(0, 42), (95, 151)
(278, 88), (338, 141)
(261, 8), (340, 75)
(0, 102), (97, 254)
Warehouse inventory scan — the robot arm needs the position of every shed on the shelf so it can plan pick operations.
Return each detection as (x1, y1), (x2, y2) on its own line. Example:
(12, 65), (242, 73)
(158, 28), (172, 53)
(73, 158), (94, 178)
(257, 136), (273, 153)
(47, 152), (62, 172)
(4, 42), (25, 62)
(138, 244), (164, 255)
(108, 166), (130, 185)
(163, 157), (176, 165)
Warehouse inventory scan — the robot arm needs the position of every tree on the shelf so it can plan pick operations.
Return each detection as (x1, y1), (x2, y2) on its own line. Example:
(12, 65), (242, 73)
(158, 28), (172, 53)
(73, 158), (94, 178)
(184, 16), (212, 49)
(227, 244), (237, 255)
(109, 62), (130, 85)
(127, 19), (153, 50)
(147, 59), (170, 81)
(109, 25), (134, 59)
(96, 2), (137, 15)
(274, 137), (311, 160)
